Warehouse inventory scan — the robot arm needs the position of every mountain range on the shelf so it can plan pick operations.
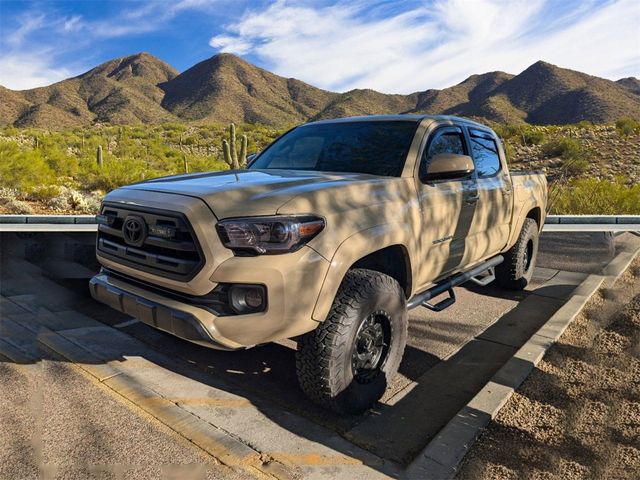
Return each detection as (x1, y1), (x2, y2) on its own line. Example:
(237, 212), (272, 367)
(1, 52), (639, 128)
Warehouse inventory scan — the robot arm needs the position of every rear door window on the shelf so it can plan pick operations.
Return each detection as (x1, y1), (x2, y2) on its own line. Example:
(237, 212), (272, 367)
(469, 129), (501, 178)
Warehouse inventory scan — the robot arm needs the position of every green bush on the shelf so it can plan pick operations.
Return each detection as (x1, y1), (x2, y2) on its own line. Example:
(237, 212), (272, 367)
(27, 185), (61, 201)
(0, 123), (283, 201)
(576, 120), (594, 129)
(541, 138), (583, 160)
(615, 117), (640, 137)
(502, 142), (516, 164)
(0, 141), (55, 191)
(564, 158), (589, 175)
(521, 129), (545, 145)
(494, 124), (545, 145)
(550, 178), (640, 214)
(79, 155), (151, 191)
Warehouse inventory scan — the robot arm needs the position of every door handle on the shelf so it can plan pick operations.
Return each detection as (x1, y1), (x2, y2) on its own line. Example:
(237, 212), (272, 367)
(465, 195), (479, 205)
(502, 188), (512, 196)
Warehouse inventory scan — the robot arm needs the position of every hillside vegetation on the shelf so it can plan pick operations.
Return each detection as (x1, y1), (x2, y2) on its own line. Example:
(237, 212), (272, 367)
(1, 53), (638, 128)
(0, 120), (638, 215)
(0, 123), (284, 214)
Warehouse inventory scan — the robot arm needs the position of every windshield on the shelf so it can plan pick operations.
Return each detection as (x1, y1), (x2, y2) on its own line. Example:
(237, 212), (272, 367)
(249, 120), (419, 176)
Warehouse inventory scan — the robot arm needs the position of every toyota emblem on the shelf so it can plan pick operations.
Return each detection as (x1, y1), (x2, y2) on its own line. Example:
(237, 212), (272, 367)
(122, 216), (147, 247)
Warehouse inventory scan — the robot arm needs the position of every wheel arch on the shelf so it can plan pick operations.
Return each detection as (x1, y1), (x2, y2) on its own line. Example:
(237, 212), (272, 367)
(351, 244), (412, 298)
(526, 206), (542, 230)
(311, 224), (415, 322)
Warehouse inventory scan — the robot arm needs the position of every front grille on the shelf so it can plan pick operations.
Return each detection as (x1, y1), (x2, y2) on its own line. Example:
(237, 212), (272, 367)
(97, 203), (204, 281)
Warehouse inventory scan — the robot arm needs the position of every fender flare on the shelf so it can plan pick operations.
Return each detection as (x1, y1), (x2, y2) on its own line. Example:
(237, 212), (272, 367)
(311, 222), (415, 322)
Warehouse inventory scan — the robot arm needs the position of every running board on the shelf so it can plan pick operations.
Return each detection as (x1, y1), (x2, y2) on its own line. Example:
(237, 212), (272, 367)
(469, 267), (496, 286)
(407, 255), (504, 311)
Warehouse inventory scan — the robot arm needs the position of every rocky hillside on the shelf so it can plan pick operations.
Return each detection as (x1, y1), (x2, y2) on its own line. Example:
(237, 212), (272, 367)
(160, 53), (337, 125)
(1, 54), (638, 128)
(506, 124), (640, 185)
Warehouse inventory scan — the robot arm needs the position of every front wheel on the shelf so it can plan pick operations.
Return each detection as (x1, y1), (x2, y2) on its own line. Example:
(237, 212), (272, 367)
(295, 268), (408, 414)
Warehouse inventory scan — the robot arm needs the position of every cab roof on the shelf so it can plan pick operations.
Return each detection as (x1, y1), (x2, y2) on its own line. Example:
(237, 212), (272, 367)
(305, 114), (489, 129)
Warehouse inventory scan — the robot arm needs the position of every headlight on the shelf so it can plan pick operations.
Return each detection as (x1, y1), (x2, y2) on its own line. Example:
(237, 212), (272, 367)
(216, 215), (325, 255)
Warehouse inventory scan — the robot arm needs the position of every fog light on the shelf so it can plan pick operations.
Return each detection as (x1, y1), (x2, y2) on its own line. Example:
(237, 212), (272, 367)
(229, 285), (266, 314)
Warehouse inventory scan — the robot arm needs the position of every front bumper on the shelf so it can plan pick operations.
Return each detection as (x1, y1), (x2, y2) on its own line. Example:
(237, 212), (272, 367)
(90, 245), (331, 349)
(89, 273), (235, 350)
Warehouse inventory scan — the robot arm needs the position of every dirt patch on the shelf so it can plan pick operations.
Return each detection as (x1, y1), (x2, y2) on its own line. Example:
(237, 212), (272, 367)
(457, 259), (640, 480)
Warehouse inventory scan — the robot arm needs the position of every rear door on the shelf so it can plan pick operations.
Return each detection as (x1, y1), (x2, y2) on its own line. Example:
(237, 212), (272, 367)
(463, 128), (513, 262)
(414, 124), (479, 288)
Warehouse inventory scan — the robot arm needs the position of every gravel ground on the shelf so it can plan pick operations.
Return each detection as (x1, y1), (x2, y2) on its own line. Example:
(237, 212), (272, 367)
(457, 259), (640, 480)
(0, 355), (256, 480)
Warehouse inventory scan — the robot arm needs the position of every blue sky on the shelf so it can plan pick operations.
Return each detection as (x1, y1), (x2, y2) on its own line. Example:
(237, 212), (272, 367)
(0, 0), (638, 92)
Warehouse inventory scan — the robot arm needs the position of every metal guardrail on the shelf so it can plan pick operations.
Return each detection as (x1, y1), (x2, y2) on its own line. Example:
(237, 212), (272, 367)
(543, 215), (640, 232)
(0, 215), (639, 232)
(0, 215), (98, 232)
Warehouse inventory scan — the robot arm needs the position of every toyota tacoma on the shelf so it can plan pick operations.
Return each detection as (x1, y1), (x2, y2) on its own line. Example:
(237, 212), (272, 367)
(90, 115), (547, 413)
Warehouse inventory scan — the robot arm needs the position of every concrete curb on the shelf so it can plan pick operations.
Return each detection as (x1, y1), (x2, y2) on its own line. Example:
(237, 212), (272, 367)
(404, 246), (640, 479)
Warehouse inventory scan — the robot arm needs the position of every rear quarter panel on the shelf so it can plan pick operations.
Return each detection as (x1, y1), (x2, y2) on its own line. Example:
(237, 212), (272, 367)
(506, 171), (548, 249)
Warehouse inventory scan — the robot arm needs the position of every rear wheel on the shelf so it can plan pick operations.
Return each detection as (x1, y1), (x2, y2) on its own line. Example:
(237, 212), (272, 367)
(496, 218), (539, 290)
(295, 268), (408, 414)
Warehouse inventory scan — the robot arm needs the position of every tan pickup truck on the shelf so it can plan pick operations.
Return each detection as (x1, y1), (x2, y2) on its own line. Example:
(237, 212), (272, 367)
(90, 115), (547, 413)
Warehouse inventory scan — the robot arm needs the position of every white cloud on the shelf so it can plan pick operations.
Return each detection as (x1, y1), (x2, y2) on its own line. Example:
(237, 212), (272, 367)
(210, 0), (640, 93)
(6, 13), (46, 47)
(0, 53), (73, 90)
(63, 15), (83, 32)
(0, 0), (220, 89)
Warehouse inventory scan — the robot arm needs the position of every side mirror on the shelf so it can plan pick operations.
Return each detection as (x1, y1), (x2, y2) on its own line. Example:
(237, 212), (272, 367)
(423, 153), (474, 182)
(246, 153), (257, 166)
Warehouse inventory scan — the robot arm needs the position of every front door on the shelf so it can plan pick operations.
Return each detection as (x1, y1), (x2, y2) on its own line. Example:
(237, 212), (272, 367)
(414, 125), (479, 289)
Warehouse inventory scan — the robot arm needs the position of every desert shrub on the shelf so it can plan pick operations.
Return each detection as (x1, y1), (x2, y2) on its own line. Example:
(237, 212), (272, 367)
(0, 141), (55, 190)
(79, 155), (151, 191)
(43, 146), (79, 177)
(0, 197), (35, 214)
(495, 124), (545, 145)
(27, 185), (61, 201)
(576, 120), (594, 129)
(47, 195), (70, 211)
(494, 124), (521, 140)
(185, 156), (229, 173)
(502, 142), (516, 163)
(564, 158), (589, 175)
(541, 138), (583, 160)
(2, 126), (19, 137)
(523, 130), (544, 145)
(550, 177), (640, 214)
(615, 117), (640, 137)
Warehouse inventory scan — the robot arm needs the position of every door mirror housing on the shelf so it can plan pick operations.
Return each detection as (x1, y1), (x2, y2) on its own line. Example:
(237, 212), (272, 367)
(246, 153), (258, 167)
(423, 153), (475, 182)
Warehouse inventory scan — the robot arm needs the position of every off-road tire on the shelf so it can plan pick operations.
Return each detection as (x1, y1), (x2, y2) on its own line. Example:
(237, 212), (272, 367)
(496, 218), (539, 290)
(295, 268), (408, 414)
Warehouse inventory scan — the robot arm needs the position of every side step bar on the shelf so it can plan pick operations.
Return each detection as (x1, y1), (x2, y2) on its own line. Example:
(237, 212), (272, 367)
(407, 255), (504, 311)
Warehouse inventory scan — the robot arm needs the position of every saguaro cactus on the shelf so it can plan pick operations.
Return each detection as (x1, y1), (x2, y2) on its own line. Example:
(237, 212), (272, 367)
(183, 155), (189, 174)
(222, 123), (248, 169)
(96, 145), (103, 168)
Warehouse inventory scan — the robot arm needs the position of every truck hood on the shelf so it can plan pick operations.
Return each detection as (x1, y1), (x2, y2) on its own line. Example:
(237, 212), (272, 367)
(120, 169), (393, 219)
